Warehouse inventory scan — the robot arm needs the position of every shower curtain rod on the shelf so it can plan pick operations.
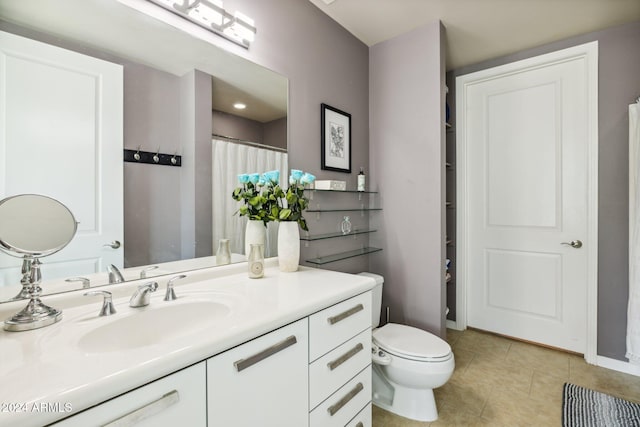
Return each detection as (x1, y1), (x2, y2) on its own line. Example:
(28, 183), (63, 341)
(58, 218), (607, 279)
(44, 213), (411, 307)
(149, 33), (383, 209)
(211, 133), (287, 153)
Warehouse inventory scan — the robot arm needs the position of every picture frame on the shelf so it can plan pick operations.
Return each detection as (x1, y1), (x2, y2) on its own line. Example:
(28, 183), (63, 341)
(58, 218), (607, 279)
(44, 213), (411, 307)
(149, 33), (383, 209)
(321, 103), (351, 173)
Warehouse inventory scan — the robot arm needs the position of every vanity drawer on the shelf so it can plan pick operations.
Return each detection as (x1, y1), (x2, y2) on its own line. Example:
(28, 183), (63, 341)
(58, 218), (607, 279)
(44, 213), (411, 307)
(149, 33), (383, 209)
(346, 403), (372, 427)
(309, 366), (371, 427)
(309, 329), (371, 410)
(309, 291), (372, 361)
(51, 362), (206, 427)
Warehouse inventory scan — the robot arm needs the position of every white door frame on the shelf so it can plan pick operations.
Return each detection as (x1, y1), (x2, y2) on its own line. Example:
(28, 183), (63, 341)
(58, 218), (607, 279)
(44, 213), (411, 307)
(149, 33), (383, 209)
(455, 42), (599, 364)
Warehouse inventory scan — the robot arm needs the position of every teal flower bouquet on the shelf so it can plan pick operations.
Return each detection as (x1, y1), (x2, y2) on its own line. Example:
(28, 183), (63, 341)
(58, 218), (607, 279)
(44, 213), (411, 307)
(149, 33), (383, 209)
(231, 170), (280, 226)
(267, 169), (316, 231)
(231, 169), (316, 231)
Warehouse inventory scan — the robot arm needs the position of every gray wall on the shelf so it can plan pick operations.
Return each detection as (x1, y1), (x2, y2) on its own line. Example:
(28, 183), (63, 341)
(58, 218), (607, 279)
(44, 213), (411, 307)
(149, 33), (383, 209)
(369, 22), (447, 336)
(124, 63), (183, 266)
(264, 117), (287, 150)
(450, 21), (640, 361)
(212, 110), (264, 144)
(212, 110), (287, 150)
(218, 0), (369, 182)
(192, 70), (214, 259)
(220, 0), (371, 274)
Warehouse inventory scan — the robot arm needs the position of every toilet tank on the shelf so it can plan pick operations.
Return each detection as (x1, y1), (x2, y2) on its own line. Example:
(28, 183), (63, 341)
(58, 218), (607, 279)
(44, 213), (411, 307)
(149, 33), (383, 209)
(358, 272), (384, 328)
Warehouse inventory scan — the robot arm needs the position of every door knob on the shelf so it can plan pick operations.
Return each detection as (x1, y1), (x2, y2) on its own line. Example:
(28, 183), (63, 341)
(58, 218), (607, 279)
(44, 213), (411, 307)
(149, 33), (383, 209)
(103, 240), (121, 249)
(561, 240), (582, 249)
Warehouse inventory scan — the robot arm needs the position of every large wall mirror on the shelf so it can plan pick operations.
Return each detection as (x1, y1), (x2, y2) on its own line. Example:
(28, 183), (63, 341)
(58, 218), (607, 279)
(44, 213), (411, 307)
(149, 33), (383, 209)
(0, 0), (288, 302)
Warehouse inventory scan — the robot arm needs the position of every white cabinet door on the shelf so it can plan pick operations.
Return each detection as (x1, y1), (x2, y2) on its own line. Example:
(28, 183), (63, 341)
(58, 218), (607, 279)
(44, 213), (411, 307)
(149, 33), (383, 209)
(0, 30), (123, 286)
(207, 319), (309, 427)
(52, 362), (206, 427)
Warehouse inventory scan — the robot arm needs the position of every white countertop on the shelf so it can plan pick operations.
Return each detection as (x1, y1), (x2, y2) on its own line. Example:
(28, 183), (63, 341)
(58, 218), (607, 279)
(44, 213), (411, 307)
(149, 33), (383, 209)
(0, 260), (375, 427)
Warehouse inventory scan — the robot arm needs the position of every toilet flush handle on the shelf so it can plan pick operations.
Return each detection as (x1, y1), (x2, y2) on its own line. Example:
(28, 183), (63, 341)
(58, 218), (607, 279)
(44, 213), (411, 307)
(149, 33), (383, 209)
(372, 347), (392, 365)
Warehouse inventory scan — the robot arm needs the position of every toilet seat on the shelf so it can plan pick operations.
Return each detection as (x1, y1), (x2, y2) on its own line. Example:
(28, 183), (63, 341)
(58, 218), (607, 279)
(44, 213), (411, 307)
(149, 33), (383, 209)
(373, 323), (452, 362)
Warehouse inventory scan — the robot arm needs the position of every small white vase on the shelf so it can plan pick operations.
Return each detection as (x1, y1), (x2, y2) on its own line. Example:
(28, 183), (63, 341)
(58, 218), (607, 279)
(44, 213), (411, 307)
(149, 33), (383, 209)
(277, 221), (300, 272)
(245, 220), (266, 256)
(216, 238), (231, 265)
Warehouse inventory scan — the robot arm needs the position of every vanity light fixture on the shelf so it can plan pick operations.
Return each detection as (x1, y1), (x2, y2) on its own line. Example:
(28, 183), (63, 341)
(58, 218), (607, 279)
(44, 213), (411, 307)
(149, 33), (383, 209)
(147, 0), (257, 48)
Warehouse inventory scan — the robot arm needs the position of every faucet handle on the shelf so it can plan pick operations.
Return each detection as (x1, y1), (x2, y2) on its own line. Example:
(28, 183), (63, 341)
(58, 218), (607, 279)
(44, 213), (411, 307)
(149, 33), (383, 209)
(84, 290), (116, 316)
(140, 265), (159, 279)
(164, 275), (186, 301)
(66, 277), (90, 289)
(107, 264), (125, 284)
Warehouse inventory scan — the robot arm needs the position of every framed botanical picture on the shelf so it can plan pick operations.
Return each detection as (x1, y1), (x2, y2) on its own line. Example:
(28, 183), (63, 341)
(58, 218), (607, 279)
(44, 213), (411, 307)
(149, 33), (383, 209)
(321, 103), (351, 173)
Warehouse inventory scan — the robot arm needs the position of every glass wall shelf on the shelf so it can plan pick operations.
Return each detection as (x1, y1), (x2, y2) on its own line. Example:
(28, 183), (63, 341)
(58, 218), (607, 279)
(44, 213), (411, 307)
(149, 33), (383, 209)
(300, 228), (377, 241)
(306, 247), (382, 265)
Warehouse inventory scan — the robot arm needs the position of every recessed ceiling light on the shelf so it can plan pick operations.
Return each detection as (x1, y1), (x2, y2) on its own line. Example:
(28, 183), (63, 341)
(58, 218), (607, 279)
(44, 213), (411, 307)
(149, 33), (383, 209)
(233, 103), (247, 110)
(321, 0), (337, 4)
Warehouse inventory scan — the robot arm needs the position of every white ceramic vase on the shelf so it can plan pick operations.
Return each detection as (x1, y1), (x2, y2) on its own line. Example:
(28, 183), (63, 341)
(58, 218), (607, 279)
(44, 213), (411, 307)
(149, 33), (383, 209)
(277, 221), (300, 272)
(216, 238), (231, 265)
(245, 220), (266, 256)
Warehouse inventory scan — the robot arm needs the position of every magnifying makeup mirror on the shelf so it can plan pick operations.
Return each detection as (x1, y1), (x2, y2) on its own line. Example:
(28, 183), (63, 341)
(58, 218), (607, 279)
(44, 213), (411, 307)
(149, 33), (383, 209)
(0, 194), (78, 331)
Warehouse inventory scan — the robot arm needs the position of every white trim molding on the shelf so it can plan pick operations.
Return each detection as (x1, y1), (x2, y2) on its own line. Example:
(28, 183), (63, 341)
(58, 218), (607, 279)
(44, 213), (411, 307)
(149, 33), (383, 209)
(597, 356), (640, 377)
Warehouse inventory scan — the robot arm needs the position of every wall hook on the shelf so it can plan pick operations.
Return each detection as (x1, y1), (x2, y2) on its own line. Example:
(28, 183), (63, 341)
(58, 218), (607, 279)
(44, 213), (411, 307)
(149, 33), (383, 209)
(123, 148), (182, 167)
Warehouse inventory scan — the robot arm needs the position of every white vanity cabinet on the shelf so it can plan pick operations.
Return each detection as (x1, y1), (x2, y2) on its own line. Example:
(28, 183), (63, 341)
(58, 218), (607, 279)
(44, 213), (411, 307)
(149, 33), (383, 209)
(51, 362), (206, 427)
(21, 277), (375, 427)
(207, 318), (309, 427)
(308, 292), (373, 427)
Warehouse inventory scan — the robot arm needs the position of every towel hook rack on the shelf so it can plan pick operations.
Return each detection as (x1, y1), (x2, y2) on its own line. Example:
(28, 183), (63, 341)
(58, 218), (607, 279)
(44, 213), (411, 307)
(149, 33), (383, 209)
(123, 148), (181, 167)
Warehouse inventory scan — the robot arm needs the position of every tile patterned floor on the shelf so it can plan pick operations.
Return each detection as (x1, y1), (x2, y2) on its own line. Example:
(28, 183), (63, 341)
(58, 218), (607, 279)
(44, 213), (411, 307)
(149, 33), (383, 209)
(372, 328), (640, 426)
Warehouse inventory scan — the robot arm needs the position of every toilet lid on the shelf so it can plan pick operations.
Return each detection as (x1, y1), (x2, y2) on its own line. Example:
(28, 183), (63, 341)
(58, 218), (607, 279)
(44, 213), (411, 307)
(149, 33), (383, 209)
(373, 323), (451, 360)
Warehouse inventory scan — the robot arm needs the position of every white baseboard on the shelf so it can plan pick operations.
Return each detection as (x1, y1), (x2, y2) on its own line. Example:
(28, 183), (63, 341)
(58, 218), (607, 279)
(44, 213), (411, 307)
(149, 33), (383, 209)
(446, 320), (460, 330)
(596, 355), (640, 377)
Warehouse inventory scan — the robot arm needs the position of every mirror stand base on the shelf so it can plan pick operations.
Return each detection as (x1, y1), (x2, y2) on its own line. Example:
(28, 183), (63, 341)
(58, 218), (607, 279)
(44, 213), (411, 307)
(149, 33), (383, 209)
(4, 301), (62, 332)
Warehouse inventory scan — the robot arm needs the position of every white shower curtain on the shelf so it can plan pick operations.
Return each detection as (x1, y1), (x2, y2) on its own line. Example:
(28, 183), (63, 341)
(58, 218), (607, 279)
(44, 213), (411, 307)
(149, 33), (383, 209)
(211, 138), (288, 258)
(628, 101), (640, 364)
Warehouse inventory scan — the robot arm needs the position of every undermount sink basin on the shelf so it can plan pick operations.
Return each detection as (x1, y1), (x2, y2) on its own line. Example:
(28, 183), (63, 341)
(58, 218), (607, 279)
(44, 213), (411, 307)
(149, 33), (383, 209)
(78, 300), (232, 353)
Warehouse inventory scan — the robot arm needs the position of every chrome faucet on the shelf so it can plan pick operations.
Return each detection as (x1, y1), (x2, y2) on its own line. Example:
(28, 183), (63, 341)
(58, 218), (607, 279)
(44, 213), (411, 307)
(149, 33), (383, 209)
(139, 265), (159, 279)
(66, 277), (90, 289)
(107, 264), (125, 284)
(84, 290), (116, 316)
(129, 281), (158, 307)
(164, 275), (186, 301)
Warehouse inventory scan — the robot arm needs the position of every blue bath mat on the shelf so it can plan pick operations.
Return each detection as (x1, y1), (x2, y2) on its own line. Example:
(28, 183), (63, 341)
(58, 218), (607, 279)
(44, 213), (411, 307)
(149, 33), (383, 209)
(563, 383), (640, 426)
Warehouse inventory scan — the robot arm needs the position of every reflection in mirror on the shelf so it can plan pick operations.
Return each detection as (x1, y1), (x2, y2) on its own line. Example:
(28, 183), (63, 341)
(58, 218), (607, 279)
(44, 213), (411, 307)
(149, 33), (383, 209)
(0, 194), (77, 331)
(0, 0), (288, 303)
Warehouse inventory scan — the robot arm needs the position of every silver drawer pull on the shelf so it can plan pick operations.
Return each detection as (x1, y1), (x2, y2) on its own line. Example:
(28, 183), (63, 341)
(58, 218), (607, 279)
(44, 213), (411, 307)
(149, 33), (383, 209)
(103, 390), (179, 427)
(355, 423), (364, 427)
(327, 343), (364, 371)
(328, 304), (364, 325)
(327, 382), (364, 416)
(234, 335), (297, 372)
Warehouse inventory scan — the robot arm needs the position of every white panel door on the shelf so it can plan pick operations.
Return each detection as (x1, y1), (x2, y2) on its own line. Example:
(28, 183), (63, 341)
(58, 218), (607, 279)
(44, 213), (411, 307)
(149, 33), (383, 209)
(457, 43), (598, 353)
(0, 31), (123, 286)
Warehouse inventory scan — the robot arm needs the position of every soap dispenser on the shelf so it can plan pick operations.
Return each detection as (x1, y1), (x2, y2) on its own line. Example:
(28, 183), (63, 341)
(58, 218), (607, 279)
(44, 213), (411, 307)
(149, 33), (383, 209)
(357, 167), (366, 192)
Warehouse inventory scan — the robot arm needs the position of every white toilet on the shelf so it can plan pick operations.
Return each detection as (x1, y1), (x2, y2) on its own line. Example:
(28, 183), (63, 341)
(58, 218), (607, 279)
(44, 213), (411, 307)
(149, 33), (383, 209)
(359, 273), (455, 422)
